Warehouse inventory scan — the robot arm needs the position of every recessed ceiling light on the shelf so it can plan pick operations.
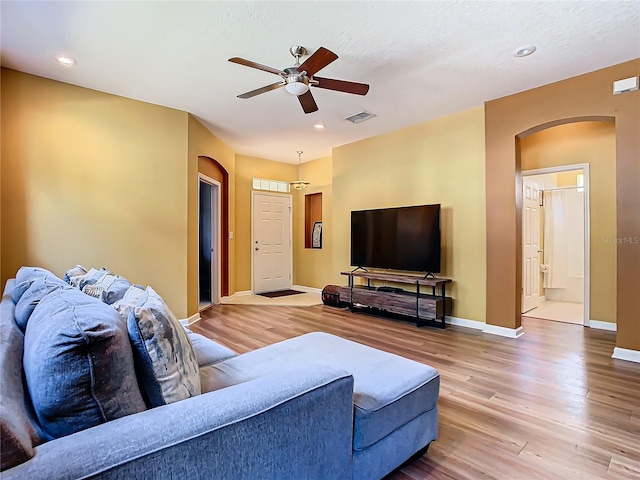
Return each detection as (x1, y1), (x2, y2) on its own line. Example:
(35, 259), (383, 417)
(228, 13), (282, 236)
(513, 45), (537, 58)
(56, 55), (76, 66)
(313, 123), (325, 129)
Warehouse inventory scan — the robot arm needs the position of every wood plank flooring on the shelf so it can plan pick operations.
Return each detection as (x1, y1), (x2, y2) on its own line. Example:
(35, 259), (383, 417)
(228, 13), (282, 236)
(191, 304), (640, 479)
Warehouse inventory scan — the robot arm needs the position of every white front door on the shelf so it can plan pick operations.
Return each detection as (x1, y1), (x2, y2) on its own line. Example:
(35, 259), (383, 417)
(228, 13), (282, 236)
(252, 192), (292, 293)
(522, 179), (541, 313)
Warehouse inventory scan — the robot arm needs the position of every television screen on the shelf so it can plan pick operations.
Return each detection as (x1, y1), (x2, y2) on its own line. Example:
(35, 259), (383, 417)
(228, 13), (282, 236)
(351, 204), (441, 273)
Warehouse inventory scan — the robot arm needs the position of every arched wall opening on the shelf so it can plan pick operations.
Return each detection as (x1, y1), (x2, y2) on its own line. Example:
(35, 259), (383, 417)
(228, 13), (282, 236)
(518, 118), (616, 327)
(485, 59), (639, 353)
(198, 155), (230, 297)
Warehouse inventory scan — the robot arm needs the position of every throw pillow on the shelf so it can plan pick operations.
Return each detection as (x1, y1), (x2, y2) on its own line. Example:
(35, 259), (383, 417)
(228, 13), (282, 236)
(67, 267), (114, 290)
(66, 267), (99, 288)
(11, 266), (59, 304)
(111, 285), (146, 319)
(128, 287), (200, 407)
(82, 273), (131, 305)
(23, 288), (146, 439)
(1, 281), (42, 471)
(63, 265), (87, 283)
(14, 276), (70, 331)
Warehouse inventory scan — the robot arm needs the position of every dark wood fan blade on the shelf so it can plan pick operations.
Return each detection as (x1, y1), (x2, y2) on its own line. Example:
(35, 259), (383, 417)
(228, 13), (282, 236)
(237, 82), (285, 99)
(229, 57), (284, 76)
(298, 90), (318, 114)
(313, 76), (370, 95)
(298, 47), (338, 77)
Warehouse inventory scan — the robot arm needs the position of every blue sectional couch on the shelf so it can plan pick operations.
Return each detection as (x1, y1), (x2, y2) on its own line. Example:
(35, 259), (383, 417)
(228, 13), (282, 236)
(1, 267), (439, 479)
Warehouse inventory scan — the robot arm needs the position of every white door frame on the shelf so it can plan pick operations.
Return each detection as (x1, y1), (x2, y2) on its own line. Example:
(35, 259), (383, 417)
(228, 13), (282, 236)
(250, 190), (293, 294)
(522, 163), (590, 326)
(198, 174), (221, 306)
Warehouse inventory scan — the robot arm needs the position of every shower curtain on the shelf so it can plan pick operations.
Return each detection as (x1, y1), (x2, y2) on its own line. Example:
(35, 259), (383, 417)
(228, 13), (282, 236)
(543, 190), (569, 288)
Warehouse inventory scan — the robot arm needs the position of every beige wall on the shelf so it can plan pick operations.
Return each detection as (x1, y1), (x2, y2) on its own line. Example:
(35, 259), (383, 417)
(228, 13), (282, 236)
(521, 121), (616, 323)
(332, 107), (487, 323)
(556, 171), (581, 187)
(293, 156), (333, 289)
(187, 115), (237, 314)
(485, 59), (639, 351)
(1, 68), (190, 316)
(234, 155), (296, 292)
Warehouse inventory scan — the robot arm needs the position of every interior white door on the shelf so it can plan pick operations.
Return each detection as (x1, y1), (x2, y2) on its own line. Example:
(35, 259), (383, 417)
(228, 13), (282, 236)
(522, 179), (541, 313)
(252, 192), (292, 293)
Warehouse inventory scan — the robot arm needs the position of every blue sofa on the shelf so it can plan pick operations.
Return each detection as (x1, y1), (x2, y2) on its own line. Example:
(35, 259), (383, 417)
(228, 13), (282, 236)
(1, 268), (439, 479)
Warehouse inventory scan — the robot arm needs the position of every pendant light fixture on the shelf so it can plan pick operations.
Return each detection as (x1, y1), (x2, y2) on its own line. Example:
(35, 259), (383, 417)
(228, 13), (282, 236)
(290, 150), (310, 190)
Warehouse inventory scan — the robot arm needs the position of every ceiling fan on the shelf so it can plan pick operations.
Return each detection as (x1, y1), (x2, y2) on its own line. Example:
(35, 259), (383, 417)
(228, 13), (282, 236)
(228, 45), (369, 114)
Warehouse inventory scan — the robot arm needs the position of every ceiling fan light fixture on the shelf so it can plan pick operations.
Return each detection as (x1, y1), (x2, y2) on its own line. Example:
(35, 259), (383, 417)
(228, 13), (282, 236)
(284, 80), (309, 96)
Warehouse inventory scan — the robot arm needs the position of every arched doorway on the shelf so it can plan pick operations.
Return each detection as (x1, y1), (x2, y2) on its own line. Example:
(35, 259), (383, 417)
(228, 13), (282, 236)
(515, 117), (614, 331)
(198, 156), (229, 306)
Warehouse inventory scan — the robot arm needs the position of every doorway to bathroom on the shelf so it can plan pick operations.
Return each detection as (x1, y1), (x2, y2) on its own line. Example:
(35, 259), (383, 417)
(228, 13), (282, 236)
(522, 164), (589, 326)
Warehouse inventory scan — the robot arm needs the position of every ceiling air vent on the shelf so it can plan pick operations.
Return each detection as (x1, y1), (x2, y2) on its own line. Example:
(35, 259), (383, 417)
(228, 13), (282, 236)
(344, 111), (376, 124)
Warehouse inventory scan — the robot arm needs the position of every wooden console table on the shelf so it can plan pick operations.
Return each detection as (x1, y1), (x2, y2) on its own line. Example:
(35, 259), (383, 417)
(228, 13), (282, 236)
(339, 271), (452, 328)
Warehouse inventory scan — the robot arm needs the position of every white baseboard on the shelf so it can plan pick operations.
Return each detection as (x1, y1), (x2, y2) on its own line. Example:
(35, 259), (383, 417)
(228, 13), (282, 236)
(482, 323), (525, 338)
(445, 316), (485, 331)
(612, 347), (640, 364)
(539, 296), (547, 302)
(446, 316), (525, 338)
(179, 313), (201, 326)
(293, 285), (322, 294)
(222, 290), (251, 302)
(589, 320), (617, 331)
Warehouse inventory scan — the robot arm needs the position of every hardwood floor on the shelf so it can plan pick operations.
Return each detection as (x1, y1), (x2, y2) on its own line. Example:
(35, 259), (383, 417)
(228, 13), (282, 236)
(191, 304), (640, 479)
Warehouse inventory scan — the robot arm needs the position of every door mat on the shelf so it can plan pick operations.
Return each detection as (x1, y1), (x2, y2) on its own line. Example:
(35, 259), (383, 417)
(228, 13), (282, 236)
(258, 289), (304, 298)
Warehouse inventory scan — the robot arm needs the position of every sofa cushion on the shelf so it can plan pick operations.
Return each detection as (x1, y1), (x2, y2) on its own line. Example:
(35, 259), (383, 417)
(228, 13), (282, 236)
(186, 330), (237, 369)
(23, 288), (147, 439)
(63, 265), (87, 283)
(14, 276), (70, 331)
(128, 287), (200, 407)
(206, 332), (440, 450)
(1, 280), (43, 471)
(11, 266), (59, 304)
(82, 273), (131, 305)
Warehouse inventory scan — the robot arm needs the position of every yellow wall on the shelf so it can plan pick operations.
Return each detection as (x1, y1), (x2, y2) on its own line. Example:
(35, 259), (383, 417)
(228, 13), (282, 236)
(293, 156), (333, 289)
(1, 68), (190, 316)
(521, 121), (616, 323)
(332, 107), (487, 323)
(187, 115), (237, 313)
(234, 155), (296, 291)
(556, 170), (581, 187)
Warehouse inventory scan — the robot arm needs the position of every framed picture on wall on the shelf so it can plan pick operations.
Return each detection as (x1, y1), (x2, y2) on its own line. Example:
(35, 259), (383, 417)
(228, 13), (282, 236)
(312, 222), (322, 249)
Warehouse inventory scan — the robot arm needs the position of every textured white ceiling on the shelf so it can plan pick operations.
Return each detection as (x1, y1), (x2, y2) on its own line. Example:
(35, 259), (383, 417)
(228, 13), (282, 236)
(2, 1), (639, 163)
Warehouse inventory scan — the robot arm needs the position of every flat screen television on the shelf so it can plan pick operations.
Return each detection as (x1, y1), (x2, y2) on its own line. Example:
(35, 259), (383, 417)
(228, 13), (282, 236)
(350, 204), (441, 273)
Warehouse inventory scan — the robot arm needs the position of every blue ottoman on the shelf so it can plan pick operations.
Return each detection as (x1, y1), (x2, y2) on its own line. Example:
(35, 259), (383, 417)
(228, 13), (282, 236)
(202, 332), (439, 480)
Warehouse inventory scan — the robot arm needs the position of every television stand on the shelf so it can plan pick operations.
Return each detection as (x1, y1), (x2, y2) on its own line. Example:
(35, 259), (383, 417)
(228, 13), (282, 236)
(339, 271), (452, 328)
